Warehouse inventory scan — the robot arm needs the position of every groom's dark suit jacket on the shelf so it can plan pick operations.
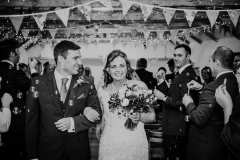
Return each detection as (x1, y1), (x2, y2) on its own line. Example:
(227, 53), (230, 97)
(25, 72), (102, 160)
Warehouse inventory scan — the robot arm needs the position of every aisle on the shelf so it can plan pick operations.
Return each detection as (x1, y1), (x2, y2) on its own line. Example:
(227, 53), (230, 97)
(89, 127), (99, 160)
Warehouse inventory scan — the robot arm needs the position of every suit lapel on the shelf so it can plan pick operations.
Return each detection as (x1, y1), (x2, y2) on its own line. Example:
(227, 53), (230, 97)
(64, 75), (79, 117)
(47, 72), (64, 116)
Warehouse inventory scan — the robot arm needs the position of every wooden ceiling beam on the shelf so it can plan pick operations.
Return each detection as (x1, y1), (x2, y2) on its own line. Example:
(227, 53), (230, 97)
(1, 0), (240, 7)
(189, 34), (202, 44)
(204, 31), (219, 42)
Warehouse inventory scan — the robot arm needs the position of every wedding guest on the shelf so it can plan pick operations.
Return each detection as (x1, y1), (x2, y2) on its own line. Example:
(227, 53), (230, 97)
(0, 38), (31, 160)
(135, 58), (157, 90)
(182, 46), (239, 160)
(165, 59), (175, 84)
(25, 40), (101, 160)
(0, 77), (13, 133)
(154, 67), (169, 114)
(154, 44), (200, 160)
(201, 66), (214, 86)
(78, 64), (84, 76)
(215, 85), (240, 160)
(84, 66), (93, 77)
(43, 63), (55, 75)
(95, 50), (155, 160)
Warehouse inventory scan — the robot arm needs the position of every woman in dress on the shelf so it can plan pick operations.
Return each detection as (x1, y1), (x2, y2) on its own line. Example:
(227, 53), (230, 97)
(97, 50), (155, 160)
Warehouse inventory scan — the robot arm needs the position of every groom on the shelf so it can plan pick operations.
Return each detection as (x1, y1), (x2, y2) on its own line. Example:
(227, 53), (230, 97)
(25, 40), (102, 160)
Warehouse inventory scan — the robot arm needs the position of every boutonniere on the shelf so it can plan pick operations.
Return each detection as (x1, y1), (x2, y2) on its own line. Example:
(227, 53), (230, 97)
(73, 76), (89, 88)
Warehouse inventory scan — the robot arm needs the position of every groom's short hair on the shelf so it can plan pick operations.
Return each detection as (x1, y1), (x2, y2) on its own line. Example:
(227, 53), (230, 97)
(53, 40), (81, 64)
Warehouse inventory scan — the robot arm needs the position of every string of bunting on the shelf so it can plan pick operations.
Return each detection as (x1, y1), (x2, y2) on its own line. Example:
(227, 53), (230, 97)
(0, 0), (239, 35)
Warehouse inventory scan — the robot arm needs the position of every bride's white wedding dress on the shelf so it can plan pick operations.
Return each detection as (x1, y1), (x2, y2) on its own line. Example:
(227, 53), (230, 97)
(98, 87), (148, 160)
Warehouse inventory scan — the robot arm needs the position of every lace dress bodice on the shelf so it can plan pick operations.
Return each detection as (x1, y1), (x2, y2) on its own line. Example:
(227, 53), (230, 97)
(98, 87), (148, 160)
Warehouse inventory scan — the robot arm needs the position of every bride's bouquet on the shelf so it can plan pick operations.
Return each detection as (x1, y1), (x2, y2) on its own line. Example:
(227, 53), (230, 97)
(108, 83), (157, 130)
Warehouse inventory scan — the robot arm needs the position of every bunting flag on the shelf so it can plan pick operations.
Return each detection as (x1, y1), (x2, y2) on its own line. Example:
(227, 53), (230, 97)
(163, 8), (176, 25)
(227, 10), (240, 27)
(33, 13), (47, 31)
(171, 30), (178, 44)
(21, 30), (29, 38)
(184, 10), (197, 27)
(152, 41), (158, 50)
(119, 0), (133, 16)
(49, 29), (57, 39)
(55, 8), (70, 27)
(63, 29), (71, 38)
(140, 5), (153, 22)
(157, 30), (164, 40)
(78, 4), (92, 22)
(206, 10), (220, 28)
(109, 38), (115, 43)
(98, 0), (113, 10)
(143, 30), (151, 39)
(10, 16), (24, 34)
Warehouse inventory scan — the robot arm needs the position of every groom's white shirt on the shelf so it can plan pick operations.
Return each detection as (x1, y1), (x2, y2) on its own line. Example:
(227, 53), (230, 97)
(54, 69), (75, 132)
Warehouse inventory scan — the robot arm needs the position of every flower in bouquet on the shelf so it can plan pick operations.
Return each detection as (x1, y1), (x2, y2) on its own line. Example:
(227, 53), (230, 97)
(108, 83), (157, 130)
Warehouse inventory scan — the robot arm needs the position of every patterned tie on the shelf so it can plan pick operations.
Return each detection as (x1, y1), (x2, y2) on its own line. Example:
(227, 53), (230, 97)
(60, 78), (68, 103)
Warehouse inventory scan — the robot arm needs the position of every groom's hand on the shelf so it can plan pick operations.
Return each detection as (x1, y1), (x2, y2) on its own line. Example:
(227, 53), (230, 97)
(55, 118), (71, 132)
(84, 107), (100, 122)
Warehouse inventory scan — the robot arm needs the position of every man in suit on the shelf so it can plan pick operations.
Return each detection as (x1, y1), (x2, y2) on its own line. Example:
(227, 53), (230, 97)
(0, 38), (32, 160)
(154, 44), (200, 160)
(25, 40), (102, 160)
(165, 59), (175, 84)
(182, 46), (239, 160)
(135, 58), (157, 90)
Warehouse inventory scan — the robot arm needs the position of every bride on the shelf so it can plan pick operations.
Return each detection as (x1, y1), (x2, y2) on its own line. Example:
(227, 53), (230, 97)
(96, 50), (155, 160)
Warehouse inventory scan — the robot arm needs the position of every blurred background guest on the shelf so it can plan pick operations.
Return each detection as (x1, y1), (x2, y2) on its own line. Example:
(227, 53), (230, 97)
(165, 59), (175, 84)
(43, 62), (55, 75)
(201, 66), (214, 86)
(154, 67), (169, 115)
(78, 64), (84, 76)
(84, 66), (93, 77)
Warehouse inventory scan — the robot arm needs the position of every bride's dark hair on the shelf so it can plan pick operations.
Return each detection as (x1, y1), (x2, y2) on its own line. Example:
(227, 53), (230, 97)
(103, 50), (134, 88)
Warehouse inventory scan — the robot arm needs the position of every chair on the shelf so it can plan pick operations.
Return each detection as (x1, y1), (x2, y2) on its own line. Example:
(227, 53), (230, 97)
(148, 130), (164, 160)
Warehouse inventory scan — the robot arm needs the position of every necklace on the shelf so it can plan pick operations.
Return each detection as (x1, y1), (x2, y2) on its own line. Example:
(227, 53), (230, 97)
(112, 80), (128, 91)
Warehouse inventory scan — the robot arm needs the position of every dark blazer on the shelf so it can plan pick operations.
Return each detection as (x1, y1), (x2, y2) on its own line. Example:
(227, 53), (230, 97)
(0, 61), (31, 159)
(221, 95), (240, 160)
(135, 68), (157, 90)
(155, 81), (169, 113)
(31, 72), (39, 78)
(186, 72), (239, 160)
(25, 72), (102, 160)
(163, 65), (200, 136)
(165, 73), (175, 84)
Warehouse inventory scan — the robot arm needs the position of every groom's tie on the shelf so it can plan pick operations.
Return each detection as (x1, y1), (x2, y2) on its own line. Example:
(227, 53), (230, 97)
(60, 78), (68, 103)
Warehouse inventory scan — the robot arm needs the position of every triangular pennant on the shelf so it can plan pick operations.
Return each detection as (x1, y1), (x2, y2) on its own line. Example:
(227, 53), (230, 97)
(78, 4), (92, 22)
(227, 10), (240, 27)
(171, 30), (178, 44)
(10, 16), (24, 34)
(55, 8), (70, 27)
(98, 0), (113, 10)
(184, 10), (197, 27)
(21, 30), (29, 39)
(49, 29), (57, 39)
(143, 30), (151, 39)
(63, 29), (71, 38)
(33, 13), (47, 31)
(157, 30), (164, 40)
(119, 0), (133, 16)
(152, 41), (158, 50)
(206, 10), (219, 28)
(109, 38), (115, 43)
(163, 8), (176, 25)
(141, 5), (153, 22)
